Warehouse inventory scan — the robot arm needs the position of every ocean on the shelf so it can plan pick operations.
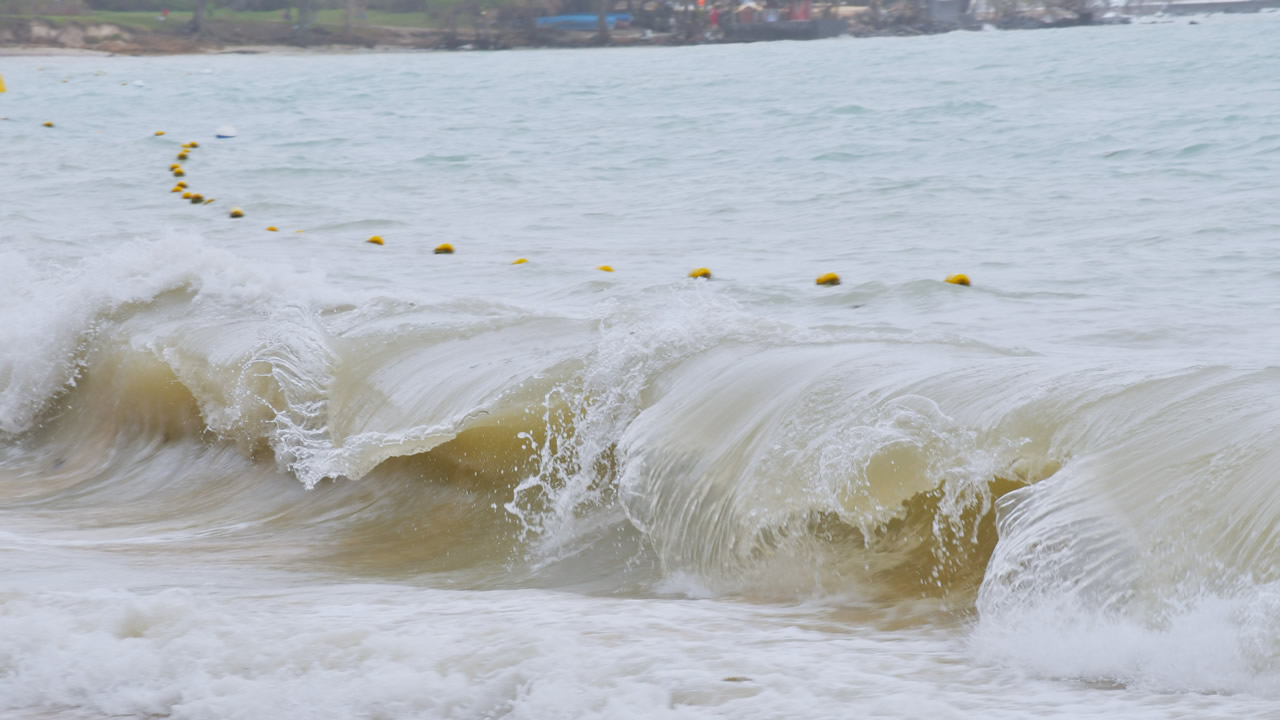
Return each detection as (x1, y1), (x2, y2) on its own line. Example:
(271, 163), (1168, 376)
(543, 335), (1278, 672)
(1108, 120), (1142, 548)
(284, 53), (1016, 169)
(2, 13), (1280, 718)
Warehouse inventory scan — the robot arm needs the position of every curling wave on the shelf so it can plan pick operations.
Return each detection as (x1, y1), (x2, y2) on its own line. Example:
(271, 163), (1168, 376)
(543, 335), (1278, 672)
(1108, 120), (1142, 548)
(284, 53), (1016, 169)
(3, 239), (1280, 671)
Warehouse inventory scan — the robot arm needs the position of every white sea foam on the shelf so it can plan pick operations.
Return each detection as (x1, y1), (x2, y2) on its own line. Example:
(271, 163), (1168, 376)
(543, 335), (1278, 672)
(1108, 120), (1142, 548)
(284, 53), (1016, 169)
(4, 585), (1276, 720)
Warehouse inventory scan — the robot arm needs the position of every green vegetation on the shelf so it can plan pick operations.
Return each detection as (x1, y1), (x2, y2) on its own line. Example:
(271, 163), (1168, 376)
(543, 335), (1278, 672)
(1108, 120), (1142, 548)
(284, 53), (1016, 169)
(1, 11), (175, 30)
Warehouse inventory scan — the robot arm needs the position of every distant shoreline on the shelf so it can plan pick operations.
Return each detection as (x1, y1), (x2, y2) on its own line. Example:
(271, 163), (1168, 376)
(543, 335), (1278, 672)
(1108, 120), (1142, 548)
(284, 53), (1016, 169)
(0, 44), (466, 57)
(9, 7), (1269, 57)
(0, 10), (1126, 56)
(0, 46), (424, 56)
(0, 14), (718, 55)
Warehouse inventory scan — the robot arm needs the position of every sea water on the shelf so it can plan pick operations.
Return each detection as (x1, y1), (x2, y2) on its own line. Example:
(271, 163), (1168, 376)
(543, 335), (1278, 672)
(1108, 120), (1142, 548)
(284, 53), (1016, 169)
(2, 14), (1280, 718)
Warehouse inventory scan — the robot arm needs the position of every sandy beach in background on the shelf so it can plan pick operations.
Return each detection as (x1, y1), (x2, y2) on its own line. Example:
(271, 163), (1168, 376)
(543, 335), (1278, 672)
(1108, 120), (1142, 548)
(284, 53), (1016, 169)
(0, 44), (446, 56)
(0, 46), (114, 56)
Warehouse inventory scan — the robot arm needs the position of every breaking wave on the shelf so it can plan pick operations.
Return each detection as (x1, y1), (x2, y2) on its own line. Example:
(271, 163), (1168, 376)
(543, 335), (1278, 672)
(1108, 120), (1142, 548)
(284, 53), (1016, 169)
(3, 240), (1279, 694)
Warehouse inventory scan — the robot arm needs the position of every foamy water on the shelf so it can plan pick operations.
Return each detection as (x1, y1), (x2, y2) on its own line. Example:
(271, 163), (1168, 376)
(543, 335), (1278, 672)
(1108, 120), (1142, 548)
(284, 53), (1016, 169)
(3, 14), (1280, 718)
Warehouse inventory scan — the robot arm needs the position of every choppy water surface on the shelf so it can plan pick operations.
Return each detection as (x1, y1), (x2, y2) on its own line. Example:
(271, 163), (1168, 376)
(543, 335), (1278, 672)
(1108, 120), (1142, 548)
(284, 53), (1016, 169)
(3, 14), (1280, 718)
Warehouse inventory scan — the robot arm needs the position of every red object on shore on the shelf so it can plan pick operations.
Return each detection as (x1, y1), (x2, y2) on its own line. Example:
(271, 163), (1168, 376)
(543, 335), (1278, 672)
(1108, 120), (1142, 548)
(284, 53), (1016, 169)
(788, 0), (811, 20)
(161, 8), (168, 17)
(710, 6), (720, 25)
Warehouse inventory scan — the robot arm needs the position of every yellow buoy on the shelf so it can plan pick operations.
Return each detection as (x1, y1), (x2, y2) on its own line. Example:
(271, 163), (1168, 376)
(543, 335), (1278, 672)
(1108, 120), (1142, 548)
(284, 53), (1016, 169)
(171, 186), (183, 193)
(203, 198), (215, 205)
(154, 130), (165, 136)
(229, 208), (244, 219)
(368, 236), (384, 245)
(434, 243), (454, 254)
(295, 230), (304, 234)
(189, 194), (204, 204)
(188, 141), (199, 148)
(173, 169), (185, 177)
(688, 267), (712, 280)
(266, 226), (279, 232)
(816, 272), (841, 286)
(169, 163), (181, 170)
(0, 74), (6, 93)
(177, 152), (188, 161)
(597, 265), (614, 272)
(945, 273), (971, 287)
(181, 192), (192, 199)
(42, 121), (54, 128)
(511, 258), (528, 265)
(176, 181), (187, 189)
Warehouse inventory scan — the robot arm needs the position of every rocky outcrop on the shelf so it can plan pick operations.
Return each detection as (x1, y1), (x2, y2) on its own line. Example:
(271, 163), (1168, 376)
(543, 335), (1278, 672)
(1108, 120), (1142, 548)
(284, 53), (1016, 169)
(0, 19), (159, 52)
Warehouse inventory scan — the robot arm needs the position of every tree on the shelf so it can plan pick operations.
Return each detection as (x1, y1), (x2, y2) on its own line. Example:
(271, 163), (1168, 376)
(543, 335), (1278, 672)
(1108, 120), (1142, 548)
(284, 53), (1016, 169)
(344, 0), (360, 33)
(595, 0), (609, 43)
(292, 0), (317, 42)
(191, 0), (207, 34)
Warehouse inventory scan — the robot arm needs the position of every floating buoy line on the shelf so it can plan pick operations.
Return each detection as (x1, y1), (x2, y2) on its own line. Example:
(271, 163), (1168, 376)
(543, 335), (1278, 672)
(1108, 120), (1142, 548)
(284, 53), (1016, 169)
(140, 130), (969, 287)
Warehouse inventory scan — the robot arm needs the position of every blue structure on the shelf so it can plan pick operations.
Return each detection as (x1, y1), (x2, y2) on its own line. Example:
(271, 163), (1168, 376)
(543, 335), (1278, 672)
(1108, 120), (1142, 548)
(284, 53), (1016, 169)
(535, 14), (634, 31)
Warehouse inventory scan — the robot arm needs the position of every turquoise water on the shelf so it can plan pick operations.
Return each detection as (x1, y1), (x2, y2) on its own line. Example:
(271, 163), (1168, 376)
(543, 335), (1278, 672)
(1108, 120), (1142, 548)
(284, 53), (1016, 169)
(2, 14), (1280, 718)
